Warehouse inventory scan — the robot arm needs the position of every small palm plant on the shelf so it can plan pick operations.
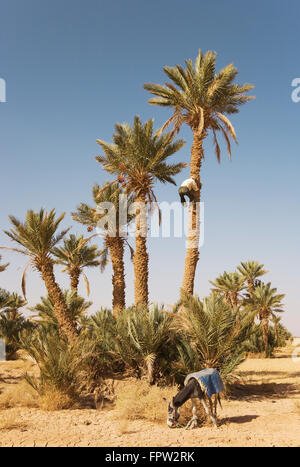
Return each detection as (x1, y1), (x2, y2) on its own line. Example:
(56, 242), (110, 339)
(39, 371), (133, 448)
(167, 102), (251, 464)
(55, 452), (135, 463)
(244, 282), (285, 356)
(72, 182), (135, 314)
(115, 305), (176, 384)
(21, 328), (85, 407)
(209, 271), (245, 307)
(237, 260), (267, 297)
(144, 50), (254, 295)
(2, 209), (78, 342)
(21, 326), (111, 408)
(52, 234), (103, 294)
(173, 292), (255, 383)
(0, 309), (34, 359)
(96, 116), (186, 305)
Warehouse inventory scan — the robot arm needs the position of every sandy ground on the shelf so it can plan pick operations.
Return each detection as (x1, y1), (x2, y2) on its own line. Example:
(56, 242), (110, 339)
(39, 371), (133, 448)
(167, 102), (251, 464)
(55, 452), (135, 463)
(0, 343), (300, 447)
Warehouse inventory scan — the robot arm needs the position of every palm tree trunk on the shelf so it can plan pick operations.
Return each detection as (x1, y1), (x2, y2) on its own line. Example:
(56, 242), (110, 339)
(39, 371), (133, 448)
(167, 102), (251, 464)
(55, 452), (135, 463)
(69, 267), (80, 293)
(134, 196), (148, 305)
(10, 309), (17, 321)
(40, 261), (78, 342)
(261, 317), (269, 356)
(106, 236), (126, 314)
(275, 324), (279, 343)
(181, 130), (206, 295)
(248, 280), (254, 298)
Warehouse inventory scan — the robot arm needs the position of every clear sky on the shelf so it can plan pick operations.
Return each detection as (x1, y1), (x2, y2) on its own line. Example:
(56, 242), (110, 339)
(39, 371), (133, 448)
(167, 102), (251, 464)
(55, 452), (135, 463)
(0, 0), (299, 334)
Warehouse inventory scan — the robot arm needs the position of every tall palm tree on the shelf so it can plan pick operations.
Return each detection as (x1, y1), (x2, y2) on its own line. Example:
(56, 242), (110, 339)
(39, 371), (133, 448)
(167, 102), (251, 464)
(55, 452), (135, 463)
(237, 260), (267, 297)
(52, 234), (102, 294)
(245, 282), (285, 356)
(95, 116), (186, 305)
(144, 50), (254, 295)
(209, 271), (245, 308)
(72, 183), (134, 314)
(2, 209), (78, 342)
(0, 254), (9, 272)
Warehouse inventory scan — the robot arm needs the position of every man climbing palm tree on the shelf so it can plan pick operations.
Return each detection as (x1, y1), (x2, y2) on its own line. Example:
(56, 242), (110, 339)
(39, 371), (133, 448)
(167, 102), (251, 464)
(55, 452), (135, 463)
(178, 177), (200, 205)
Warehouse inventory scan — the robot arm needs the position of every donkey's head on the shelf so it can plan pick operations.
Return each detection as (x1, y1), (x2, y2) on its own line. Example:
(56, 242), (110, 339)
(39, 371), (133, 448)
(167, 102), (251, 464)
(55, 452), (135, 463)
(163, 397), (180, 428)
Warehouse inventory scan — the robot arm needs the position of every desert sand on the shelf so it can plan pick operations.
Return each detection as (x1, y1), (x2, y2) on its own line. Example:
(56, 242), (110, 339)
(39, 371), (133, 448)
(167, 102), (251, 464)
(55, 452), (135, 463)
(0, 341), (299, 447)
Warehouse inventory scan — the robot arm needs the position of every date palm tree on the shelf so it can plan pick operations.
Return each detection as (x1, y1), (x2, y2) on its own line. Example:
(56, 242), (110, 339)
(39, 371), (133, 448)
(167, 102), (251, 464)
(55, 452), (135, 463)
(237, 260), (267, 297)
(95, 116), (186, 305)
(2, 209), (78, 342)
(52, 234), (102, 294)
(144, 49), (254, 295)
(245, 282), (285, 356)
(210, 271), (245, 308)
(72, 182), (134, 314)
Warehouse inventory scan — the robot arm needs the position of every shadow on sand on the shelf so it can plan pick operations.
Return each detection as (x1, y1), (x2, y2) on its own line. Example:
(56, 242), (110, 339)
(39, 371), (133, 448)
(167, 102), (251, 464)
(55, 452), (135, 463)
(228, 381), (300, 401)
(221, 414), (259, 425)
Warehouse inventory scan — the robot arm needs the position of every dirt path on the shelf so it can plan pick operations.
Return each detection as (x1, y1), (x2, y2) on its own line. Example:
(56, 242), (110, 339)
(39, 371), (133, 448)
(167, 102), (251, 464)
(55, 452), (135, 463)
(0, 347), (300, 447)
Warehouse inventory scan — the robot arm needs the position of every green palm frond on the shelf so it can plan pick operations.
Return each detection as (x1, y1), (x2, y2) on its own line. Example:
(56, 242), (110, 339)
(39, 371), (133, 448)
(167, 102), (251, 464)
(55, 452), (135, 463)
(95, 116), (186, 202)
(3, 208), (70, 269)
(244, 282), (285, 320)
(52, 234), (102, 269)
(144, 49), (254, 163)
(237, 260), (268, 294)
(209, 271), (245, 307)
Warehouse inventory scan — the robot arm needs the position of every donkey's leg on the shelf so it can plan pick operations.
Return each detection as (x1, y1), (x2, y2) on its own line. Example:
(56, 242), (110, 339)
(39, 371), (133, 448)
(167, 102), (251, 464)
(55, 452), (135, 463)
(213, 394), (218, 417)
(201, 396), (218, 427)
(185, 399), (198, 430)
(209, 397), (218, 426)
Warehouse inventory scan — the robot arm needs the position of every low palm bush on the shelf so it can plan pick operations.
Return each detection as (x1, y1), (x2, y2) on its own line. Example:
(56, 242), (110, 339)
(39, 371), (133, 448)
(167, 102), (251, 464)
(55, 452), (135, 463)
(114, 305), (177, 384)
(171, 292), (255, 384)
(82, 308), (123, 375)
(20, 327), (108, 409)
(0, 310), (35, 359)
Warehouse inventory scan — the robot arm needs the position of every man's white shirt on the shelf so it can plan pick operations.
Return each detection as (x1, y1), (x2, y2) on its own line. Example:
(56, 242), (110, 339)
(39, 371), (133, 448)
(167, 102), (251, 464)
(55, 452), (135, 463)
(180, 178), (198, 191)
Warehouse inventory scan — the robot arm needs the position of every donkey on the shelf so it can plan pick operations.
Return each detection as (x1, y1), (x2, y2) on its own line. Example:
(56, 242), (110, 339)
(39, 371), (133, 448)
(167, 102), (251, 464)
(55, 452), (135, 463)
(165, 377), (221, 429)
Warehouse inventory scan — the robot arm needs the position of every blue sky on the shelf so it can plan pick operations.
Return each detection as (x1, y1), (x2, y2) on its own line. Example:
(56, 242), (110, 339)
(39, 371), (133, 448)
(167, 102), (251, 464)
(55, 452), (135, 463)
(0, 0), (299, 334)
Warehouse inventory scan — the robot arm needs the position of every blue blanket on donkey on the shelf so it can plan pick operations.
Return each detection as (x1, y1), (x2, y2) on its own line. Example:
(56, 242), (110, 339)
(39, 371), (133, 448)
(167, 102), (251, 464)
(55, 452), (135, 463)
(184, 368), (224, 397)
